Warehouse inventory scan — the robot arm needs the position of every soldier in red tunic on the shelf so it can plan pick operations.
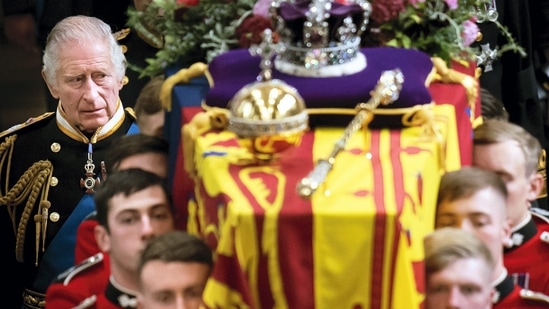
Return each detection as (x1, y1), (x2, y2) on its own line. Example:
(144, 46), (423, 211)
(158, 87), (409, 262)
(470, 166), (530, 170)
(424, 227), (495, 309)
(46, 169), (175, 308)
(474, 119), (549, 295)
(436, 166), (549, 307)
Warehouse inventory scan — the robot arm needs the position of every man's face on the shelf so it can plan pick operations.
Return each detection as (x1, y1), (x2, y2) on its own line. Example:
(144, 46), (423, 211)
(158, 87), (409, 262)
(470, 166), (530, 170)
(96, 186), (174, 272)
(45, 39), (123, 133)
(425, 257), (494, 309)
(473, 141), (532, 226)
(137, 261), (210, 309)
(436, 188), (509, 271)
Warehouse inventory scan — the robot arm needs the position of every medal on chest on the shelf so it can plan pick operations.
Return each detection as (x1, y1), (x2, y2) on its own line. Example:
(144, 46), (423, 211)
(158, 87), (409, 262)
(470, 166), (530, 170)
(80, 143), (101, 193)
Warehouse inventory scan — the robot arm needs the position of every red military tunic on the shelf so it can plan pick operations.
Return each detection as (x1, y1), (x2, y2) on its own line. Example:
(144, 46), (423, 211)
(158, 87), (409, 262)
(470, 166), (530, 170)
(73, 279), (138, 309)
(504, 210), (549, 294)
(45, 252), (109, 308)
(493, 273), (549, 308)
(75, 214), (102, 262)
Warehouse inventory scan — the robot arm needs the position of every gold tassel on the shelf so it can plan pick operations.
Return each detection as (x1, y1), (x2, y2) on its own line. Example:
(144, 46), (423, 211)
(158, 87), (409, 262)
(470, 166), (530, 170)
(34, 214), (42, 266)
(40, 201), (51, 252)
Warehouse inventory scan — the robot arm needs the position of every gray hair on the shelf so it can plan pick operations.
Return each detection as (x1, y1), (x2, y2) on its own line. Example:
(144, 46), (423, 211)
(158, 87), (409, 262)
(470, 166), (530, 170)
(42, 15), (126, 87)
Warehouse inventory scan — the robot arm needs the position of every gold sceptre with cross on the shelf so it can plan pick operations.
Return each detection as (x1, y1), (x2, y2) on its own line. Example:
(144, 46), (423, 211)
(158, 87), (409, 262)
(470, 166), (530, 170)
(296, 68), (404, 198)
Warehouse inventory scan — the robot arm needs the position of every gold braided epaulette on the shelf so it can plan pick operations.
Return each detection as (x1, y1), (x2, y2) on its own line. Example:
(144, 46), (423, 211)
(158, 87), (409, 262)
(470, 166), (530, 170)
(113, 28), (131, 41)
(124, 107), (137, 121)
(0, 112), (55, 139)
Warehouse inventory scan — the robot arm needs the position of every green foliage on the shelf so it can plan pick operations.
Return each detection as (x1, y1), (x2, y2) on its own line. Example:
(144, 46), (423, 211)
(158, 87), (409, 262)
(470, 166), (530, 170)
(126, 0), (255, 77)
(378, 0), (525, 64)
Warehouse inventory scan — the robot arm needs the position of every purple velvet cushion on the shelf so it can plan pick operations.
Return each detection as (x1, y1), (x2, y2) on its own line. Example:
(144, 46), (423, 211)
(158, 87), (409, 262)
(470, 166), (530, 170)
(205, 47), (433, 111)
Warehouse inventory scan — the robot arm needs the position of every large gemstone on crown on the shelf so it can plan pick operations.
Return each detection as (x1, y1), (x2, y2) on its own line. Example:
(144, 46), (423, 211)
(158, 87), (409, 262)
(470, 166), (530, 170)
(228, 79), (309, 161)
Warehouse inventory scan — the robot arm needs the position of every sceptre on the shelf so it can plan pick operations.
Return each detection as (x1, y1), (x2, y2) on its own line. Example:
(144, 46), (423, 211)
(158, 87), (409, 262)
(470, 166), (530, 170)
(296, 68), (404, 198)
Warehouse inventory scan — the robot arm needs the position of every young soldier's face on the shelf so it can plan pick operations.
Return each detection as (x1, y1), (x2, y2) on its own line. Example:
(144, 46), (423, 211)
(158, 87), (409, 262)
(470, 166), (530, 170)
(138, 261), (210, 309)
(96, 185), (174, 272)
(436, 187), (510, 272)
(473, 140), (534, 227)
(426, 257), (494, 309)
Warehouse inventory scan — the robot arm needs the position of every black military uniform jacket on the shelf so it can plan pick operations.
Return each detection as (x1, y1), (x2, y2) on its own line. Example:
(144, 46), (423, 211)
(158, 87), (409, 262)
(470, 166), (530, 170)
(0, 103), (136, 308)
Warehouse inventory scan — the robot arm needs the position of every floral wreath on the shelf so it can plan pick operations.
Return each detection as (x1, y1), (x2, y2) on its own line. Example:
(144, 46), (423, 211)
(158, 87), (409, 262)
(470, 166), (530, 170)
(126, 0), (525, 78)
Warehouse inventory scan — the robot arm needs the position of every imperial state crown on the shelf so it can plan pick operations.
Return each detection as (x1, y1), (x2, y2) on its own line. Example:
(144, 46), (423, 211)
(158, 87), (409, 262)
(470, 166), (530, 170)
(270, 0), (372, 77)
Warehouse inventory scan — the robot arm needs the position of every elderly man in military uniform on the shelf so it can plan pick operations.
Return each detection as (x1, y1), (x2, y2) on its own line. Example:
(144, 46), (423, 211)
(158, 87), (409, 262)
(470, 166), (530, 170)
(0, 15), (138, 308)
(2, 0), (160, 109)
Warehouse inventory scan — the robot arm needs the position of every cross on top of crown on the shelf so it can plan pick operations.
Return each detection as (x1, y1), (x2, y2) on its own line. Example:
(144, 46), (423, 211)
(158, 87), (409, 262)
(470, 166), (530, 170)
(477, 43), (497, 72)
(308, 0), (331, 23)
(249, 29), (286, 82)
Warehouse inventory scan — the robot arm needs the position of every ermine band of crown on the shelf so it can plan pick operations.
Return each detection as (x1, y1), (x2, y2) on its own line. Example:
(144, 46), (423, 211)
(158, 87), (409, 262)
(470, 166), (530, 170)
(270, 0), (372, 76)
(277, 36), (361, 69)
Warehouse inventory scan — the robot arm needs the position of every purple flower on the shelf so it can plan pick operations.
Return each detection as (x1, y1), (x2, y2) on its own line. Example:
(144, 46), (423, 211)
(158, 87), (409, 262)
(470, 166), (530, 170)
(461, 19), (479, 46)
(253, 0), (272, 17)
(444, 0), (458, 10)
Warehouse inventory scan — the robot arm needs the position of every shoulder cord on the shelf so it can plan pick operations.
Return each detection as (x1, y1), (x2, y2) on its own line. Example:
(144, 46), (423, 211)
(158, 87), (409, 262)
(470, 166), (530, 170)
(0, 135), (53, 264)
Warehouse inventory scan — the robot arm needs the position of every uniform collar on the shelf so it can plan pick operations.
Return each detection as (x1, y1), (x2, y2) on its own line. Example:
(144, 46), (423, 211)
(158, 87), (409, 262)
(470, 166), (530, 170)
(56, 100), (126, 143)
(105, 276), (137, 308)
(505, 212), (537, 252)
(492, 273), (515, 304)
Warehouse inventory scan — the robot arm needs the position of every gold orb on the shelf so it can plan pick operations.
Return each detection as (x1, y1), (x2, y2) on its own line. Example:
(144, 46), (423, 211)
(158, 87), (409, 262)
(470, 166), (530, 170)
(228, 79), (308, 161)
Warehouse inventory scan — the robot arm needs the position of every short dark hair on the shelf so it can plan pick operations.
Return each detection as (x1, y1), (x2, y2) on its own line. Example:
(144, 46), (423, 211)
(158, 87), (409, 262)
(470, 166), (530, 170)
(105, 133), (168, 174)
(138, 230), (213, 275)
(94, 168), (172, 229)
(480, 87), (508, 121)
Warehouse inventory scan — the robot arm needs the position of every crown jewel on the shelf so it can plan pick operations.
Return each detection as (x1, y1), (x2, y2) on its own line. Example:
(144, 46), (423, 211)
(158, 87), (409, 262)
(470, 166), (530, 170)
(227, 30), (308, 161)
(270, 0), (372, 77)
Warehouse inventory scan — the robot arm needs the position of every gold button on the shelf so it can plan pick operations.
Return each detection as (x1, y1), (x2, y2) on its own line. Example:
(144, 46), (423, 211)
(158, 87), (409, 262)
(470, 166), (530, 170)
(476, 32), (483, 42)
(50, 142), (61, 153)
(49, 212), (60, 222)
(120, 45), (128, 53)
(50, 177), (58, 187)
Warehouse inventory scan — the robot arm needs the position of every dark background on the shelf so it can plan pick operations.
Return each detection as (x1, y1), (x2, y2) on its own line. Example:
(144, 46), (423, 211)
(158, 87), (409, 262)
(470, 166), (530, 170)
(0, 6), (48, 132)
